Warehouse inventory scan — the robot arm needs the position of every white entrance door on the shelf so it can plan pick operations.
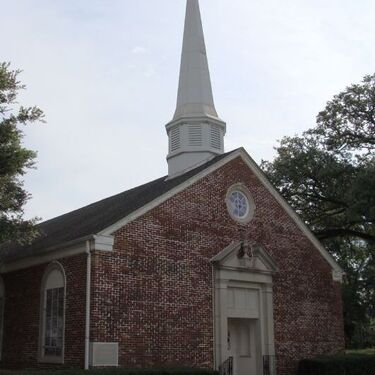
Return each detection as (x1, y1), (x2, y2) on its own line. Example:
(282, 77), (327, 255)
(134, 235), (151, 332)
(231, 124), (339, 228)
(228, 319), (258, 375)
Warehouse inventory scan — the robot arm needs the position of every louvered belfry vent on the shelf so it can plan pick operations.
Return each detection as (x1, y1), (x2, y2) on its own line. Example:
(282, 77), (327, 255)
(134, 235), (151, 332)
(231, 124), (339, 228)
(189, 124), (203, 146)
(170, 127), (181, 152)
(211, 125), (221, 149)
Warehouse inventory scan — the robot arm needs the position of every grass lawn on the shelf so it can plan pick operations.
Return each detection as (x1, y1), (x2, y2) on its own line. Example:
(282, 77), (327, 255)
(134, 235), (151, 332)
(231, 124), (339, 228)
(346, 348), (375, 356)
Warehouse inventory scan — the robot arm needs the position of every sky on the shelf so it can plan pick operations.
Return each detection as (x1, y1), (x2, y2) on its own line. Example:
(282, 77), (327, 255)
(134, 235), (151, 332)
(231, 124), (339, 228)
(1, 0), (375, 221)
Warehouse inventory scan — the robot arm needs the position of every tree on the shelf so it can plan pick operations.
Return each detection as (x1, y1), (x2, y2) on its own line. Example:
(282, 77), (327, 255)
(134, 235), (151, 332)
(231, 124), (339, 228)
(0, 62), (44, 245)
(262, 136), (375, 244)
(261, 73), (375, 348)
(312, 73), (375, 154)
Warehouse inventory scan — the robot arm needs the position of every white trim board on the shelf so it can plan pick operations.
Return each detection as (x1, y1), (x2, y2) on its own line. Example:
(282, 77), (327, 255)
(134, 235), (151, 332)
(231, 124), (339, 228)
(1, 244), (87, 274)
(99, 148), (343, 280)
(2, 148), (343, 281)
(0, 235), (114, 274)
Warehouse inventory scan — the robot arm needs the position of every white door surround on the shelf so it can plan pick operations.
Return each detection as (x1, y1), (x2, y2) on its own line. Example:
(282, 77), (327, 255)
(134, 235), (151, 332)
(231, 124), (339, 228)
(212, 242), (278, 375)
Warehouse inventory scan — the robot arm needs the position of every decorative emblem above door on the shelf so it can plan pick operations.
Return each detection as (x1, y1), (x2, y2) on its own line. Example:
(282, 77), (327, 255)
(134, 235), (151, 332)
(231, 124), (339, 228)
(211, 241), (279, 274)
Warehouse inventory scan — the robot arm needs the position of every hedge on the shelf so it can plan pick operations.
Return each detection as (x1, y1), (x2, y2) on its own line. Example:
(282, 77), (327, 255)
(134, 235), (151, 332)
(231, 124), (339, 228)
(0, 368), (219, 375)
(298, 352), (375, 375)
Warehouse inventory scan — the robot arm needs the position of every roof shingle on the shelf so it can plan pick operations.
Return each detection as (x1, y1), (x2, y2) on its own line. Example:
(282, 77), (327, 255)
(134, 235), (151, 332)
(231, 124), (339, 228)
(1, 151), (236, 263)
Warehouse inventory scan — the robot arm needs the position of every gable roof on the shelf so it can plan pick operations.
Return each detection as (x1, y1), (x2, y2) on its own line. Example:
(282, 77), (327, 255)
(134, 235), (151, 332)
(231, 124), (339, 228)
(1, 147), (343, 281)
(0, 151), (236, 263)
(95, 147), (343, 280)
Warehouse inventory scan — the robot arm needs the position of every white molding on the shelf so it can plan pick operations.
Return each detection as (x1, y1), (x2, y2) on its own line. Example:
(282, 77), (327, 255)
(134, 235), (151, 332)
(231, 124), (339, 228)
(1, 243), (87, 274)
(332, 270), (344, 283)
(211, 241), (279, 274)
(252, 245), (280, 273)
(1, 235), (115, 273)
(166, 114), (226, 132)
(213, 253), (275, 371)
(93, 235), (114, 252)
(225, 183), (256, 225)
(99, 148), (343, 281)
(211, 242), (239, 264)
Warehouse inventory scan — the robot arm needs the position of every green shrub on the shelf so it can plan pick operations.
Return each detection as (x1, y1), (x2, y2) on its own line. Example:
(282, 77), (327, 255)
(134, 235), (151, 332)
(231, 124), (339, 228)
(298, 352), (375, 375)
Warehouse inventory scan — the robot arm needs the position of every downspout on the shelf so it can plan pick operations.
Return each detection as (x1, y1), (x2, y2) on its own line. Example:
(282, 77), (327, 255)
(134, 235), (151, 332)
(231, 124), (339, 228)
(84, 240), (92, 370)
(211, 264), (216, 370)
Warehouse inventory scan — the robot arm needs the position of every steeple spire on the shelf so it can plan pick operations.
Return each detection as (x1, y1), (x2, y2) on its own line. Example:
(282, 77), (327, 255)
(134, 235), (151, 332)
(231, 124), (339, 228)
(174, 0), (218, 120)
(166, 0), (226, 177)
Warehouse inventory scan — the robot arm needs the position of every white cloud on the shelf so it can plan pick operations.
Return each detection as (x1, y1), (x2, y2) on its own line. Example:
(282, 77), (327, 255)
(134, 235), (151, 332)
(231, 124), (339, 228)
(131, 46), (149, 55)
(0, 0), (374, 221)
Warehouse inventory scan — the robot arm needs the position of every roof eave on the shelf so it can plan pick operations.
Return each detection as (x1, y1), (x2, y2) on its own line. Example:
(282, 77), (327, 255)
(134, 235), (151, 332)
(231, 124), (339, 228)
(1, 234), (114, 273)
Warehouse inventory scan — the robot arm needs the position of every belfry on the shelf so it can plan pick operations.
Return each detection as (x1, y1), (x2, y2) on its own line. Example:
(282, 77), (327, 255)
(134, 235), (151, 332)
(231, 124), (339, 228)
(166, 0), (226, 177)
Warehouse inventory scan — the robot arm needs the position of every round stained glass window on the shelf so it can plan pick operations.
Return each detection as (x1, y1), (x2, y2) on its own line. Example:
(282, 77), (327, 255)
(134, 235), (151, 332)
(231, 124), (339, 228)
(226, 185), (255, 223)
(228, 190), (249, 219)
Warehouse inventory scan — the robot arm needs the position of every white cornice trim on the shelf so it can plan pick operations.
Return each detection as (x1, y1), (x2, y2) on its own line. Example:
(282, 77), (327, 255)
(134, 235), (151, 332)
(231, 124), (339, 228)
(211, 242), (238, 263)
(93, 235), (114, 252)
(99, 147), (343, 281)
(1, 243), (87, 273)
(166, 115), (226, 132)
(211, 241), (279, 274)
(1, 234), (114, 273)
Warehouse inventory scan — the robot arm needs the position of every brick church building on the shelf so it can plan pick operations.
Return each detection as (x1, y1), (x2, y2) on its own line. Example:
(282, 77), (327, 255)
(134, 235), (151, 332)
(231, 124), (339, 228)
(0, 1), (344, 374)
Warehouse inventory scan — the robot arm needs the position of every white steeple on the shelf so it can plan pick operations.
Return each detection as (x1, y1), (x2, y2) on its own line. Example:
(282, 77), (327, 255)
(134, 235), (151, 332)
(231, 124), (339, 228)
(166, 0), (226, 177)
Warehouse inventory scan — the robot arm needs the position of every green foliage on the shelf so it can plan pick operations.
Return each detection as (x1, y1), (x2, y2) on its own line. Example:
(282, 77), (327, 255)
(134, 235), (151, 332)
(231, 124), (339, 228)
(346, 348), (375, 355)
(313, 73), (375, 154)
(261, 73), (375, 348)
(298, 352), (375, 375)
(0, 62), (44, 247)
(261, 136), (374, 243)
(0, 367), (219, 375)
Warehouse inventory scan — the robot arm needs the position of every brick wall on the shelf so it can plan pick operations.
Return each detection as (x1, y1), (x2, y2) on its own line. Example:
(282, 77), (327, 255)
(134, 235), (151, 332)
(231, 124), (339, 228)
(1, 254), (87, 369)
(90, 156), (345, 372)
(1, 155), (344, 372)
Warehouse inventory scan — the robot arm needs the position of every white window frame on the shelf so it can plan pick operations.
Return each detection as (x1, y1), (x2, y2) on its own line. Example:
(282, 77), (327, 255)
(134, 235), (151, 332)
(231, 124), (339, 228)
(38, 261), (66, 364)
(226, 183), (256, 224)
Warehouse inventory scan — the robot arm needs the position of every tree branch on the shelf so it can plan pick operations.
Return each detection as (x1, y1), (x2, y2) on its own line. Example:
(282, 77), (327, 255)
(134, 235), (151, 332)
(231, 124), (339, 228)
(315, 228), (375, 242)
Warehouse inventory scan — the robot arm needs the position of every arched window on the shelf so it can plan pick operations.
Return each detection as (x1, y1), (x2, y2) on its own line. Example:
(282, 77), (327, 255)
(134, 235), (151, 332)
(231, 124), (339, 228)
(40, 262), (65, 363)
(0, 276), (4, 361)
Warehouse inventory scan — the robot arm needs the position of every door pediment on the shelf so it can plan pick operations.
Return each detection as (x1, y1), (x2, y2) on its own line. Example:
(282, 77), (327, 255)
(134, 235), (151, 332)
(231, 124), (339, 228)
(211, 241), (278, 274)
